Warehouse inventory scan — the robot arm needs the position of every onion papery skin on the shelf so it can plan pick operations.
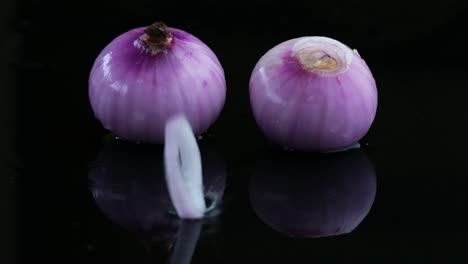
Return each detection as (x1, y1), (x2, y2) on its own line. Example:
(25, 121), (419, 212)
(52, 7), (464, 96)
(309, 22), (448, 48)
(89, 24), (226, 143)
(249, 37), (377, 151)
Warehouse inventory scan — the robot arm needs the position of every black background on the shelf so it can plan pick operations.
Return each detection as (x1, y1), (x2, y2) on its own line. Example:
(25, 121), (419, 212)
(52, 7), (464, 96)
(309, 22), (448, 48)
(2, 0), (468, 263)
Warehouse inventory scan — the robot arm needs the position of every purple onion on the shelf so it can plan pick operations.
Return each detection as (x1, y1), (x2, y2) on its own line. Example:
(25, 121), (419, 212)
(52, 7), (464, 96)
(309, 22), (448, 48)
(249, 149), (376, 237)
(89, 22), (226, 143)
(249, 37), (377, 151)
(88, 136), (226, 240)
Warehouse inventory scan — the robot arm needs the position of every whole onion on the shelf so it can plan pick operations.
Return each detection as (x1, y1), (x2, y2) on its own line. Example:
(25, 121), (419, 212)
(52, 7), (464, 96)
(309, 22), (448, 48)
(249, 149), (376, 237)
(89, 22), (226, 143)
(249, 37), (377, 151)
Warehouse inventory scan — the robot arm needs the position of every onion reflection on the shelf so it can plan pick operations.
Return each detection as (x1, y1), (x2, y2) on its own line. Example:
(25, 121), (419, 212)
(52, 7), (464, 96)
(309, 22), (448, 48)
(88, 137), (226, 261)
(249, 149), (376, 238)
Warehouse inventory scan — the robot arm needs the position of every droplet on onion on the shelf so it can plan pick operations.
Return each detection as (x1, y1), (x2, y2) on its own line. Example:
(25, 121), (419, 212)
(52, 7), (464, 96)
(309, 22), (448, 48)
(89, 22), (226, 143)
(249, 37), (377, 151)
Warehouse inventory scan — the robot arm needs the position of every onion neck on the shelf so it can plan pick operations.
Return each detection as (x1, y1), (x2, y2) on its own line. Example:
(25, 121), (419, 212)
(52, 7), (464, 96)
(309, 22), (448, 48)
(141, 22), (173, 55)
(292, 37), (353, 76)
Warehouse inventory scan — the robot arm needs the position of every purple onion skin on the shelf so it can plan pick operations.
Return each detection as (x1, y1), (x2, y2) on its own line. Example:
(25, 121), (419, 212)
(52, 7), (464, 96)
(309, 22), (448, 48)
(249, 37), (377, 151)
(249, 149), (376, 238)
(88, 137), (226, 241)
(89, 24), (226, 143)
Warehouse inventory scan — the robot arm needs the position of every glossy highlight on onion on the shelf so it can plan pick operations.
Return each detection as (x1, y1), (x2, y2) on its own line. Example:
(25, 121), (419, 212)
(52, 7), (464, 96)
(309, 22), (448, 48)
(89, 22), (226, 143)
(249, 37), (377, 151)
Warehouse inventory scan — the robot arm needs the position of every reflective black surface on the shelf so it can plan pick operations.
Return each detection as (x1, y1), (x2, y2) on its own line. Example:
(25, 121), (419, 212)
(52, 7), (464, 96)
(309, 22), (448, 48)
(2, 0), (468, 263)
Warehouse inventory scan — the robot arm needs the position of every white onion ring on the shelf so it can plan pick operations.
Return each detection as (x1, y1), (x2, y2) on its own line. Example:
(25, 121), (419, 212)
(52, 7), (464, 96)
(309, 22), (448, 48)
(164, 115), (206, 219)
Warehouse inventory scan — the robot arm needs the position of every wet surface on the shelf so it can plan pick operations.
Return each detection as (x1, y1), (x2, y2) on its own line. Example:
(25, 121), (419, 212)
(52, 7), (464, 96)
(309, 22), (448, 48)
(2, 0), (468, 263)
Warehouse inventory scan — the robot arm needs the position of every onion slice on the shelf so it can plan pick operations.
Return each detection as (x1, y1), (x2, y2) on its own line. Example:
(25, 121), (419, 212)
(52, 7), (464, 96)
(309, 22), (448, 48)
(164, 115), (206, 219)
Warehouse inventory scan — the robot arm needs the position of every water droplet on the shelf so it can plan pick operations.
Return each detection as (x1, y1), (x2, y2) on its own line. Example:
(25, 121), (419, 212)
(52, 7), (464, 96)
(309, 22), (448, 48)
(197, 135), (203, 140)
